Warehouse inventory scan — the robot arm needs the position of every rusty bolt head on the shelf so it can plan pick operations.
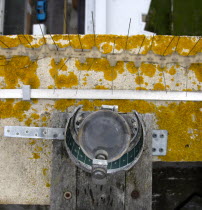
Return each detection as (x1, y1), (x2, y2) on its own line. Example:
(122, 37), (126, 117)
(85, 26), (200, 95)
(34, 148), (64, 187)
(131, 190), (140, 199)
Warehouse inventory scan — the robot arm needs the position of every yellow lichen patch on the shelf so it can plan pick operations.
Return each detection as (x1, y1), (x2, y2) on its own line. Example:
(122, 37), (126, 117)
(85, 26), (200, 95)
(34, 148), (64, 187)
(114, 36), (127, 51)
(25, 118), (32, 126)
(34, 146), (43, 152)
(0, 36), (20, 48)
(29, 140), (36, 145)
(95, 85), (108, 89)
(188, 38), (202, 55)
(189, 63), (202, 82)
(153, 83), (165, 90)
(30, 153), (40, 159)
(49, 58), (67, 72)
(55, 73), (78, 88)
(0, 100), (31, 121)
(136, 87), (147, 90)
(168, 66), (177, 75)
(49, 59), (77, 88)
(75, 58), (124, 81)
(177, 37), (196, 56)
(31, 113), (40, 120)
(156, 102), (202, 161)
(42, 116), (47, 122)
(140, 63), (156, 77)
(0, 56), (39, 88)
(54, 99), (76, 111)
(135, 76), (144, 84)
(42, 168), (48, 176)
(126, 62), (138, 74)
(96, 35), (117, 51)
(152, 35), (174, 55)
(46, 183), (51, 187)
(140, 36), (153, 54)
(80, 34), (95, 49)
(101, 43), (113, 54)
(126, 35), (146, 51)
(17, 35), (35, 48)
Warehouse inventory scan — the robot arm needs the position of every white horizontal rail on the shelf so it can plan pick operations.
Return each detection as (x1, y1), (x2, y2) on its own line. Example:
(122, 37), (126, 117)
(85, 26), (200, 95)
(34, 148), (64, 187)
(0, 89), (201, 101)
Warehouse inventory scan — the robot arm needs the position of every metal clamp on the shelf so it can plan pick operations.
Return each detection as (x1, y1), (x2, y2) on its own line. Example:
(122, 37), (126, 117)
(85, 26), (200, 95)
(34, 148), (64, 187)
(92, 159), (108, 185)
(22, 85), (30, 101)
(101, 105), (118, 112)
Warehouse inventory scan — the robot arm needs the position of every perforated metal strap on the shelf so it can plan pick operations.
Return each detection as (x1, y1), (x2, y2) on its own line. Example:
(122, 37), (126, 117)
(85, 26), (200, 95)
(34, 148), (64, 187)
(4, 126), (168, 155)
(4, 126), (65, 140)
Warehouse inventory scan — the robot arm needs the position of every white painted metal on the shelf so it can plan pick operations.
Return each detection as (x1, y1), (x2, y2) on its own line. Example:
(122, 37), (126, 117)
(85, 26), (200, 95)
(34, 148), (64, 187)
(0, 89), (201, 101)
(85, 0), (153, 35)
(85, 0), (95, 34)
(95, 0), (107, 34)
(152, 130), (168, 156)
(22, 85), (31, 101)
(33, 24), (46, 35)
(0, 0), (5, 35)
(4, 126), (65, 140)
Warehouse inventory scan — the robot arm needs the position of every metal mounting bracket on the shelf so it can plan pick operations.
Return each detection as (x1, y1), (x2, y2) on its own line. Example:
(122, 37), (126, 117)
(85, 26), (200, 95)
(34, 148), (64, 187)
(4, 126), (65, 140)
(152, 130), (168, 156)
(4, 126), (168, 156)
(22, 85), (30, 101)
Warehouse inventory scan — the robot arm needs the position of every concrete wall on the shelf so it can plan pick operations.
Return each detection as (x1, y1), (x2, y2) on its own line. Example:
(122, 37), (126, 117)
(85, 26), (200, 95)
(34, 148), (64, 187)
(0, 34), (201, 204)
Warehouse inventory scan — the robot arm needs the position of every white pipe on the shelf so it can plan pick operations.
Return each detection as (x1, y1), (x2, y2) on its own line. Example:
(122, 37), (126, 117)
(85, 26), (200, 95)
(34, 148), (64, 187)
(0, 89), (201, 101)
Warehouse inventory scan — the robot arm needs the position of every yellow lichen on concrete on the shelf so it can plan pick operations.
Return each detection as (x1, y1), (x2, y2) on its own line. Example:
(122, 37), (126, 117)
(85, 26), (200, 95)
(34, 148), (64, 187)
(75, 58), (124, 81)
(0, 56), (39, 88)
(135, 76), (144, 85)
(126, 62), (138, 74)
(54, 99), (202, 161)
(95, 85), (108, 89)
(140, 63), (157, 77)
(189, 63), (202, 82)
(0, 100), (31, 121)
(153, 83), (165, 90)
(49, 58), (78, 88)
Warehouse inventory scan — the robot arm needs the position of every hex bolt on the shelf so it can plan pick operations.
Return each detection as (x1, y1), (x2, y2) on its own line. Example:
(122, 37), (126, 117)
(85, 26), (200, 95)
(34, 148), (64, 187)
(64, 191), (72, 200)
(131, 190), (140, 199)
(93, 170), (106, 180)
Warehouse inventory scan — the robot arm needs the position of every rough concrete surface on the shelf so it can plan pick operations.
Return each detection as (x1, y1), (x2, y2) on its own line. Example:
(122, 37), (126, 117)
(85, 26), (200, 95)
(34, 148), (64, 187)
(0, 35), (201, 204)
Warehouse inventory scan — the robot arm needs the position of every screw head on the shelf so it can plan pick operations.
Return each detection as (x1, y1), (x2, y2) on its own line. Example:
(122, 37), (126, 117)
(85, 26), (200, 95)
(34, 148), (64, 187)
(131, 190), (140, 199)
(64, 191), (72, 200)
(93, 170), (106, 180)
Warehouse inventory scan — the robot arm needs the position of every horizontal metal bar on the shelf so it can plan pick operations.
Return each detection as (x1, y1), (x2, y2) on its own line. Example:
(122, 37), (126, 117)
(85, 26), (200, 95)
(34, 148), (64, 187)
(0, 89), (201, 101)
(4, 126), (65, 140)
